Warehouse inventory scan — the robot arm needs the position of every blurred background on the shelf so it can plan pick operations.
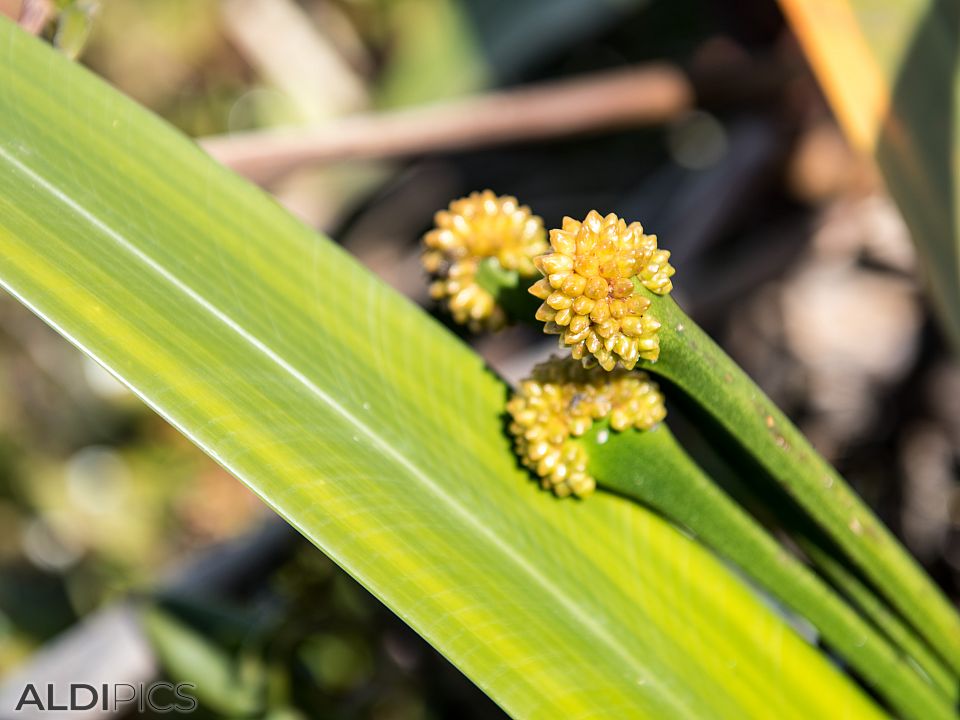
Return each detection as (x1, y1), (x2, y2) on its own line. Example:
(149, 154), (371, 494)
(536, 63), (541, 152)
(0, 0), (957, 718)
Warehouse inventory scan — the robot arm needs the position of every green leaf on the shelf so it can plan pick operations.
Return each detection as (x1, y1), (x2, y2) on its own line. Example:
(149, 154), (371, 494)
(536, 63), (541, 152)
(143, 607), (266, 716)
(53, 1), (97, 60)
(779, 0), (960, 349)
(639, 291), (960, 677)
(0, 21), (887, 719)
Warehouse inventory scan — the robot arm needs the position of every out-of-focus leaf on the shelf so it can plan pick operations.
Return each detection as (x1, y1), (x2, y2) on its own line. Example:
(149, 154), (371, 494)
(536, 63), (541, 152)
(779, 0), (960, 349)
(377, 0), (648, 106)
(376, 0), (488, 107)
(143, 608), (265, 716)
(0, 20), (888, 719)
(460, 0), (647, 83)
(53, 0), (97, 59)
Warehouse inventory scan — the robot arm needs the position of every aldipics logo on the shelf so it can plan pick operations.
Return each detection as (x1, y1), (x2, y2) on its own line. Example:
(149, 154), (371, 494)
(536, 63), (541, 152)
(13, 683), (197, 714)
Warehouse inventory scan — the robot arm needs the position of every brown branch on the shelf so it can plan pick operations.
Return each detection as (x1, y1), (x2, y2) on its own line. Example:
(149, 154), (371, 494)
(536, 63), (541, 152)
(18, 0), (54, 34)
(200, 64), (693, 183)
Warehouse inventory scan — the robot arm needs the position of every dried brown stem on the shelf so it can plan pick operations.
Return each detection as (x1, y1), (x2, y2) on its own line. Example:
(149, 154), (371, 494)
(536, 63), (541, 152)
(18, 0), (53, 34)
(200, 64), (694, 183)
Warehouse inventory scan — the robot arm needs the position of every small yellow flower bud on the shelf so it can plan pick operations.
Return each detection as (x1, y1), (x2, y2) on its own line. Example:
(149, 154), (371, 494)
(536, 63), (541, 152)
(422, 190), (548, 332)
(530, 211), (674, 369)
(506, 358), (667, 498)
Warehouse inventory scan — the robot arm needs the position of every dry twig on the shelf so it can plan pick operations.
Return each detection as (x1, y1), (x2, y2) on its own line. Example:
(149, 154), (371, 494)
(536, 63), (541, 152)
(200, 65), (693, 183)
(4, 0), (54, 34)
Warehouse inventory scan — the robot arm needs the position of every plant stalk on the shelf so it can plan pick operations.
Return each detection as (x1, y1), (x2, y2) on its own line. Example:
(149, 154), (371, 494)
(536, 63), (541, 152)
(639, 290), (960, 676)
(666, 402), (958, 700)
(797, 533), (958, 701)
(586, 424), (956, 720)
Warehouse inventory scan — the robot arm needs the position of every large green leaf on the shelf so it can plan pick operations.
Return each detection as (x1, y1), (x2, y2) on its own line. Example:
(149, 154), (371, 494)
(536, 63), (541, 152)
(0, 21), (885, 719)
(779, 0), (960, 349)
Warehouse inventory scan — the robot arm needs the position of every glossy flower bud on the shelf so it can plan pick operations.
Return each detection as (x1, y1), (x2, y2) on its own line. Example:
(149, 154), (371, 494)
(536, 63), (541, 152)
(530, 211), (674, 369)
(506, 358), (667, 497)
(423, 190), (548, 332)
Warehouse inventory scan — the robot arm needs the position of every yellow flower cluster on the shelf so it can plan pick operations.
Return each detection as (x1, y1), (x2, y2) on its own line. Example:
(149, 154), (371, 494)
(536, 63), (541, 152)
(530, 211), (674, 370)
(422, 190), (548, 332)
(506, 359), (667, 497)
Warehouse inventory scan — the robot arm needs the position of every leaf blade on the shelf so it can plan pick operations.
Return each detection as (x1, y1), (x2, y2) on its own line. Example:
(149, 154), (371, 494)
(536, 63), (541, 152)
(0, 21), (886, 720)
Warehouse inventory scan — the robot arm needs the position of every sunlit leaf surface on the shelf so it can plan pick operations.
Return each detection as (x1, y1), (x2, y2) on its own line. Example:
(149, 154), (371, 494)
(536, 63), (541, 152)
(0, 21), (885, 719)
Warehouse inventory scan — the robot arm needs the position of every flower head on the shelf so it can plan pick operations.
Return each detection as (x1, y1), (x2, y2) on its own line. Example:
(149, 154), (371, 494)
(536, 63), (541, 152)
(530, 211), (674, 370)
(506, 358), (667, 497)
(422, 190), (548, 332)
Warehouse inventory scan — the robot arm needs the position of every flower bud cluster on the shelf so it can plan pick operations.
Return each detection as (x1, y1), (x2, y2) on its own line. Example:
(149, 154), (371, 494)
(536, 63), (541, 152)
(506, 359), (666, 497)
(422, 190), (547, 332)
(530, 211), (674, 369)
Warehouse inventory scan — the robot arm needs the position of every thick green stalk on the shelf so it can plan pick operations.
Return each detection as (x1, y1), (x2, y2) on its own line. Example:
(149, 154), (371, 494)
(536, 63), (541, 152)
(586, 424), (956, 720)
(639, 290), (960, 676)
(797, 534), (958, 701)
(668, 406), (958, 700)
(474, 258), (542, 321)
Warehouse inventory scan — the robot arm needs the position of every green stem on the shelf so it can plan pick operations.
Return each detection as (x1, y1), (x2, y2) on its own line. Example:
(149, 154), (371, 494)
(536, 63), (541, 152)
(669, 405), (958, 699)
(797, 534), (958, 701)
(586, 424), (956, 720)
(474, 258), (542, 322)
(639, 291), (960, 676)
